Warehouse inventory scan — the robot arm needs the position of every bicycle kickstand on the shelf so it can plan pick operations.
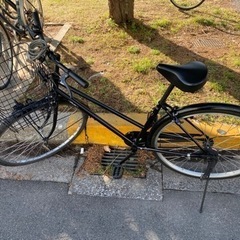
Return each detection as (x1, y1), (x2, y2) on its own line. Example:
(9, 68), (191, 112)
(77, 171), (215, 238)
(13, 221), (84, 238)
(199, 158), (217, 213)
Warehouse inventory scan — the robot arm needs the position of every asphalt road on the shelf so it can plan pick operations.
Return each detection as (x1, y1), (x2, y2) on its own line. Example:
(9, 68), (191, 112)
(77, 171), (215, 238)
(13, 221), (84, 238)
(0, 179), (240, 240)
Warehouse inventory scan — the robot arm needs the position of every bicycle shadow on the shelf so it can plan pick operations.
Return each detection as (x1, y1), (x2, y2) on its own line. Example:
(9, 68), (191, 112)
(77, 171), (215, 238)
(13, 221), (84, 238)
(57, 44), (142, 112)
(123, 19), (240, 102)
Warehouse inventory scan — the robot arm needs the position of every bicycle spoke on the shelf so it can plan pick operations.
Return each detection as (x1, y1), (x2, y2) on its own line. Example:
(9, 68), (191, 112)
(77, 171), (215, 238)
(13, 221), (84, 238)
(151, 107), (240, 178)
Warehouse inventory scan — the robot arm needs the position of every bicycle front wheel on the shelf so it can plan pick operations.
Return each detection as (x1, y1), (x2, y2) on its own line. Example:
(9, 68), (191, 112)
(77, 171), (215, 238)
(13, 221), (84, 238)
(0, 21), (13, 90)
(150, 103), (240, 179)
(19, 0), (44, 29)
(0, 100), (87, 166)
(170, 0), (205, 10)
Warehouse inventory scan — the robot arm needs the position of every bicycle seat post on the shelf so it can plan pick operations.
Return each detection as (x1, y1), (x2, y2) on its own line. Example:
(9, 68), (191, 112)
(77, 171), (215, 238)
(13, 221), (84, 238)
(158, 84), (174, 106)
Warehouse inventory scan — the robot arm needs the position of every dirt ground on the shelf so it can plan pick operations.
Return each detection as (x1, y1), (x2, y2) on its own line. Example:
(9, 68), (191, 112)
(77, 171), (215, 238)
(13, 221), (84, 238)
(42, 0), (240, 113)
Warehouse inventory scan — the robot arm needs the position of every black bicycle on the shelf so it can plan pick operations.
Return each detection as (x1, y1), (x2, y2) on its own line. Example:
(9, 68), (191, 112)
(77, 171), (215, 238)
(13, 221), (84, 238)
(0, 0), (43, 89)
(0, 0), (43, 39)
(170, 0), (205, 10)
(1, 12), (240, 212)
(0, 18), (12, 90)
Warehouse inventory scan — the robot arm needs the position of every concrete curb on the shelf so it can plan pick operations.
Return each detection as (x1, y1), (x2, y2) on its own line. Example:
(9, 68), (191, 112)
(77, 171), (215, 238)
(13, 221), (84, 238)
(73, 113), (147, 147)
(71, 112), (240, 149)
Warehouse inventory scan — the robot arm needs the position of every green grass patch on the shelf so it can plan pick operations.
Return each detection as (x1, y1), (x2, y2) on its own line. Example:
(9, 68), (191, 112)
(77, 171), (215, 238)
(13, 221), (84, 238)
(194, 17), (216, 27)
(68, 36), (85, 44)
(127, 46), (141, 54)
(151, 49), (161, 55)
(208, 82), (225, 93)
(150, 18), (171, 29)
(133, 58), (155, 74)
(233, 59), (240, 68)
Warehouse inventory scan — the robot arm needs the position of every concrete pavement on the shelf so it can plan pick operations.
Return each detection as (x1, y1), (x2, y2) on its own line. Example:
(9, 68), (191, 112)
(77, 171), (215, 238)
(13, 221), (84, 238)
(0, 179), (240, 240)
(0, 112), (240, 239)
(1, 148), (240, 199)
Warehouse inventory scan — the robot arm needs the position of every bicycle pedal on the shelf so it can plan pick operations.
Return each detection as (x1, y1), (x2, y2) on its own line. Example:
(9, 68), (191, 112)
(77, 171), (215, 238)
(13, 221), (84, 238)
(112, 166), (124, 179)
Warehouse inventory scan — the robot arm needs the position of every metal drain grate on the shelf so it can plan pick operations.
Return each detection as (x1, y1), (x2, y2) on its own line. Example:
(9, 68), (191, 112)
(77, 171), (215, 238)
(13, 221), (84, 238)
(192, 38), (225, 48)
(101, 148), (139, 171)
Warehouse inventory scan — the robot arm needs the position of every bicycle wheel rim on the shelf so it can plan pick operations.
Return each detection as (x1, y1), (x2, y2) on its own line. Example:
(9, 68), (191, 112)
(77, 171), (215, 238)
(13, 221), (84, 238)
(170, 0), (205, 10)
(0, 21), (13, 90)
(0, 100), (87, 166)
(151, 105), (240, 179)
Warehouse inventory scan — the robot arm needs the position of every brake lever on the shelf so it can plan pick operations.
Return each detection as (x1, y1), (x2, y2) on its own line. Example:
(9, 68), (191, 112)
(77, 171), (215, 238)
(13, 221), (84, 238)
(60, 73), (72, 98)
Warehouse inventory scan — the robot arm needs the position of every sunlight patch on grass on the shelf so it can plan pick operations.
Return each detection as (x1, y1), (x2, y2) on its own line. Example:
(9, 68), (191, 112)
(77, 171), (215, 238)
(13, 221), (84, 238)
(132, 58), (155, 74)
(150, 18), (172, 29)
(208, 82), (225, 93)
(233, 59), (240, 68)
(68, 36), (85, 44)
(127, 46), (141, 54)
(151, 49), (161, 56)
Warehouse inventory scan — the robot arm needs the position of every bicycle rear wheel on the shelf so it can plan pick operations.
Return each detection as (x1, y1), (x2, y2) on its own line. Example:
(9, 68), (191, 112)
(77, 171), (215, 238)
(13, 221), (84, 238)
(0, 21), (13, 90)
(19, 0), (43, 29)
(150, 103), (240, 179)
(0, 98), (88, 166)
(170, 0), (205, 10)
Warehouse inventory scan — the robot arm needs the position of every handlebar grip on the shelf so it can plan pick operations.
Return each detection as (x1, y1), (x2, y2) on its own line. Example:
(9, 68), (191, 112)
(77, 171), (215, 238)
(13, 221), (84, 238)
(68, 69), (89, 88)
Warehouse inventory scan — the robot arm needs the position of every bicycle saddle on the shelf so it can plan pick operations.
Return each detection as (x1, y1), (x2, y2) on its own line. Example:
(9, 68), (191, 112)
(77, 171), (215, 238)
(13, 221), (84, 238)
(156, 61), (208, 92)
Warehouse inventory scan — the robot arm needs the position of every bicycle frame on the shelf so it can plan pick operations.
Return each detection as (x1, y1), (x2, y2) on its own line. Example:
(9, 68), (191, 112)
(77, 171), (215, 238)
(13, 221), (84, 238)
(41, 50), (210, 155)
(53, 74), (175, 150)
(54, 72), (215, 160)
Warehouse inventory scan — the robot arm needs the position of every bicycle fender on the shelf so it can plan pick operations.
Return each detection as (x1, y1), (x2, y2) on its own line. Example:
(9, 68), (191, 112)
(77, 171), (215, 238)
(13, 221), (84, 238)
(177, 102), (240, 115)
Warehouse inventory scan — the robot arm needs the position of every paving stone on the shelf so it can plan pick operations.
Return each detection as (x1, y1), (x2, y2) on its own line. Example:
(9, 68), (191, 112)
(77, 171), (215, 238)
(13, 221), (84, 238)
(0, 156), (76, 183)
(163, 166), (240, 195)
(69, 158), (163, 201)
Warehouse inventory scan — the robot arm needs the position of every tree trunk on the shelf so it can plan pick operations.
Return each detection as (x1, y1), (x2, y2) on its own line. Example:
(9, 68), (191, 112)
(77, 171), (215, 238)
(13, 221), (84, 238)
(108, 0), (134, 24)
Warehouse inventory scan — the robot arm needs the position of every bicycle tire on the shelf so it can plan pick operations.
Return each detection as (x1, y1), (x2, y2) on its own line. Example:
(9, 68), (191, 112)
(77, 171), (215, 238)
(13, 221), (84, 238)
(170, 0), (205, 10)
(0, 20), (13, 90)
(150, 103), (240, 179)
(0, 98), (88, 166)
(19, 0), (43, 29)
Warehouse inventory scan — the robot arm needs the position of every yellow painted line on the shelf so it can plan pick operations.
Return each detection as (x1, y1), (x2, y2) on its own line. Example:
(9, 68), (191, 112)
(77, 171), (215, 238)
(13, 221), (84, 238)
(70, 113), (147, 147)
(68, 113), (240, 149)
